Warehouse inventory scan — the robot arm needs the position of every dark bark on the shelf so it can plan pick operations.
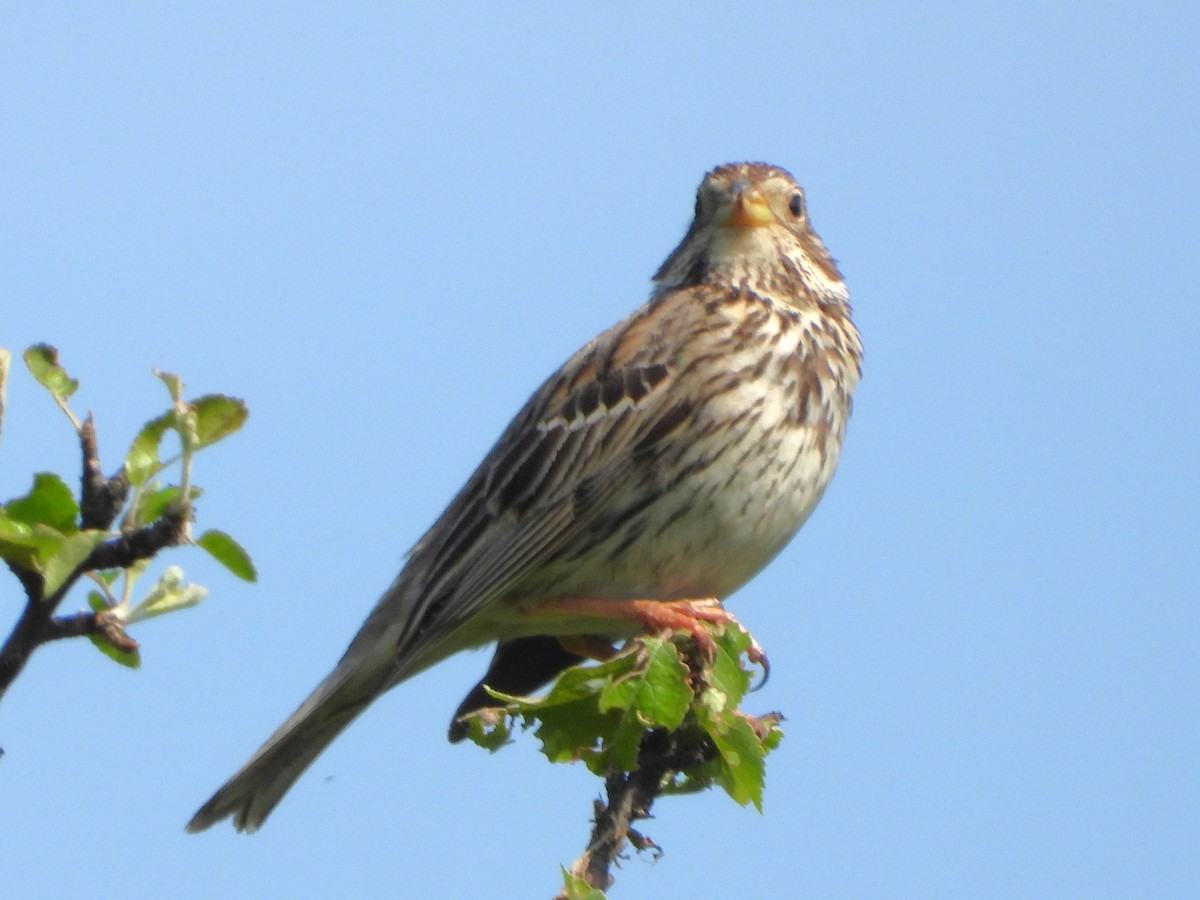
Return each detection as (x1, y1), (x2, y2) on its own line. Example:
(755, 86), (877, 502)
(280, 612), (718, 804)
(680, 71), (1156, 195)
(557, 718), (719, 897)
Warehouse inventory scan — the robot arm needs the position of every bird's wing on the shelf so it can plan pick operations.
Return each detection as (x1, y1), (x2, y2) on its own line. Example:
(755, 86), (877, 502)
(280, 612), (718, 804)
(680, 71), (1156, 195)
(357, 286), (734, 676)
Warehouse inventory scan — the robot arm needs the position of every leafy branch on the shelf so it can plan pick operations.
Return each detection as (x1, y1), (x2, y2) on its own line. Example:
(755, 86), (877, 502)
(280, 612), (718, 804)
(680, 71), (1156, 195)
(0, 345), (254, 702)
(459, 624), (783, 898)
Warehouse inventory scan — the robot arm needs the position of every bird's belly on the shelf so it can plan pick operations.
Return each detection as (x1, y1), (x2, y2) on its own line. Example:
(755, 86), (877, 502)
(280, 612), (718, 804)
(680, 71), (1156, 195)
(635, 420), (836, 597)
(536, 392), (846, 606)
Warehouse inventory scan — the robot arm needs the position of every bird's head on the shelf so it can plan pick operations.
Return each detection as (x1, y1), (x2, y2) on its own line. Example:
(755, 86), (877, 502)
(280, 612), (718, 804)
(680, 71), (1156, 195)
(653, 162), (847, 308)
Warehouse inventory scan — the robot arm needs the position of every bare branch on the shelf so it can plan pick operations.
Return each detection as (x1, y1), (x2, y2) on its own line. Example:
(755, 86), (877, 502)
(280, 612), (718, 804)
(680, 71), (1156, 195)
(557, 705), (718, 897)
(78, 414), (130, 530)
(41, 610), (139, 652)
(76, 513), (186, 578)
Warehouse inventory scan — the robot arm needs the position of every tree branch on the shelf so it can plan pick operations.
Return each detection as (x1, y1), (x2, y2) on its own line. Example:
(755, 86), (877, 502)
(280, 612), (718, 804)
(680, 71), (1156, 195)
(4, 558), (42, 605)
(2, 353), (248, 718)
(40, 610), (139, 652)
(0, 401), (186, 708)
(78, 414), (130, 531)
(557, 706), (719, 897)
(0, 513), (183, 700)
(79, 513), (187, 575)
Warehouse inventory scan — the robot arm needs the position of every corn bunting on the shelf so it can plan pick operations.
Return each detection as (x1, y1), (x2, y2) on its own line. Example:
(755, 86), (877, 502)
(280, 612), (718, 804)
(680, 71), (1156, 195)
(189, 162), (862, 833)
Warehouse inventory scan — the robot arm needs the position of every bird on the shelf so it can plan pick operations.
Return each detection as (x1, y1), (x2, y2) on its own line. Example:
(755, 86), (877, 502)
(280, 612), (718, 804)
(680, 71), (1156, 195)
(187, 161), (862, 834)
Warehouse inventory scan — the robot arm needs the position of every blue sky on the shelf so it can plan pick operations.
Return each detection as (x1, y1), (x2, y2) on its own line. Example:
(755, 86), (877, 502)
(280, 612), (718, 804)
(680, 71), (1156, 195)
(2, 4), (1197, 898)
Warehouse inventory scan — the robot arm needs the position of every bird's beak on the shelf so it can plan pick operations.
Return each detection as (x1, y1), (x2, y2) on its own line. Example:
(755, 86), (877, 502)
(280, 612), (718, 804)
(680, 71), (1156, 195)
(723, 181), (776, 230)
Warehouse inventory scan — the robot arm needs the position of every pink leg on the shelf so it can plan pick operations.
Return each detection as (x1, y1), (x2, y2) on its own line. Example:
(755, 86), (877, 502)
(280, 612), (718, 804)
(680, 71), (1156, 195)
(532, 597), (738, 656)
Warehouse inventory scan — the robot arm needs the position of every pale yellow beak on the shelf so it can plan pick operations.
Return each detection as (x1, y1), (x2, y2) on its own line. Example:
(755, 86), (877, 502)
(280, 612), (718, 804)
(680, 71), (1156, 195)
(723, 188), (776, 230)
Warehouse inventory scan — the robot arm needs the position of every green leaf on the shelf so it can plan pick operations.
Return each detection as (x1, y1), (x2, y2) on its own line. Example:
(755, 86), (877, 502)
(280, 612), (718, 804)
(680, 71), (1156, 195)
(0, 515), (64, 571)
(23, 344), (79, 401)
(125, 413), (173, 486)
(463, 621), (786, 825)
(539, 653), (638, 706)
(759, 712), (785, 752)
(0, 511), (35, 543)
(94, 568), (122, 586)
(191, 394), (248, 449)
(705, 714), (768, 811)
(708, 624), (754, 708)
(87, 589), (110, 613)
(88, 632), (141, 669)
(599, 637), (691, 730)
(125, 565), (208, 623)
(532, 696), (620, 765)
(155, 369), (184, 403)
(596, 705), (644, 773)
(455, 705), (514, 752)
(5, 472), (79, 532)
(42, 530), (109, 597)
(469, 675), (624, 769)
(195, 529), (256, 581)
(560, 869), (606, 900)
(134, 484), (202, 527)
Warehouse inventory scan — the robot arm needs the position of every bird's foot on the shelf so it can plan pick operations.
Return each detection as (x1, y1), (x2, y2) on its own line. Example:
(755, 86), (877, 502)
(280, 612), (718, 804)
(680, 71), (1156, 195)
(745, 633), (771, 690)
(533, 596), (741, 659)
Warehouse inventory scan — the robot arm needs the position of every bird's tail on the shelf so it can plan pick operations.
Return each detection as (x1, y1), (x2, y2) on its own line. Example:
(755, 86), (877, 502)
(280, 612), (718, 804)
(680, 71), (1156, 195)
(186, 668), (380, 834)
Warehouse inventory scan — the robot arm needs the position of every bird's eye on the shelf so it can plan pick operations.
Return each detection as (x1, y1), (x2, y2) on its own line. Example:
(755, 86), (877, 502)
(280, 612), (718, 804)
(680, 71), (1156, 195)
(788, 192), (805, 217)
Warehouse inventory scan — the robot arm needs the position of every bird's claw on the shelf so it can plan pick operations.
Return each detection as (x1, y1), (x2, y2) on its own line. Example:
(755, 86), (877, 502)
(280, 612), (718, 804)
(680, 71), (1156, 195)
(745, 633), (771, 690)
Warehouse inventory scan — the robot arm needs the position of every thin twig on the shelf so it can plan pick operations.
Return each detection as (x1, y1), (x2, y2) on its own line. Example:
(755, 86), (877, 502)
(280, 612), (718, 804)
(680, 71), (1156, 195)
(78, 514), (187, 575)
(557, 696), (719, 897)
(40, 611), (139, 652)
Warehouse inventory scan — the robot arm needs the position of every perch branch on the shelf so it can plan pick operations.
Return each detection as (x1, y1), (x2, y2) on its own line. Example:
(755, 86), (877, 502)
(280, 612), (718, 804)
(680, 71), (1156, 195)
(557, 692), (719, 897)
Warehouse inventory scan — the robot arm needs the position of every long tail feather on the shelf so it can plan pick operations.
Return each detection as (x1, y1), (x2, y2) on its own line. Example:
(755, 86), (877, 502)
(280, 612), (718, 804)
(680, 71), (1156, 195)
(187, 672), (377, 834)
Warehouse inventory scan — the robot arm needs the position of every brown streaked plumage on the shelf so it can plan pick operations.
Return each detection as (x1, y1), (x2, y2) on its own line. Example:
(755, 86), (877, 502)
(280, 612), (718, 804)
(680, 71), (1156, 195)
(188, 162), (862, 834)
